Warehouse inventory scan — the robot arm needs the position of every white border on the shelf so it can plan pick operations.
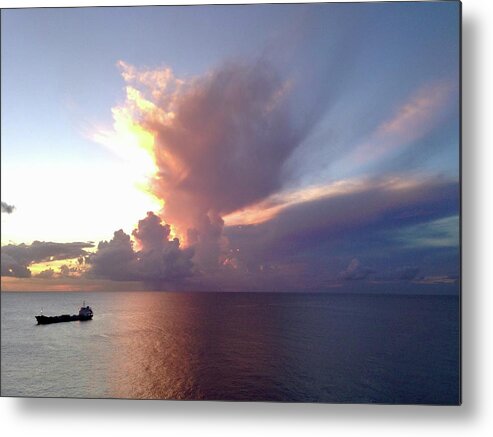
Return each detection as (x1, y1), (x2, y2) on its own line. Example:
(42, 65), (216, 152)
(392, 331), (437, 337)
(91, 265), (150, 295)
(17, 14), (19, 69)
(2, 0), (493, 436)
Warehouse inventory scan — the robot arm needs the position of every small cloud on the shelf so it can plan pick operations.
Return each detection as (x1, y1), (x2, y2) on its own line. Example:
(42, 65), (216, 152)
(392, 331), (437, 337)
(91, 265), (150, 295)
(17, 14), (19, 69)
(34, 265), (81, 280)
(36, 269), (55, 279)
(414, 275), (458, 285)
(1, 202), (15, 214)
(59, 264), (75, 278)
(338, 258), (374, 281)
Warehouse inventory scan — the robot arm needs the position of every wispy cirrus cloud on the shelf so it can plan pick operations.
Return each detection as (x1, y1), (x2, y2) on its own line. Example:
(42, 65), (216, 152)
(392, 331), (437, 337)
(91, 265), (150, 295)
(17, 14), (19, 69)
(224, 175), (447, 227)
(348, 79), (456, 167)
(391, 216), (459, 249)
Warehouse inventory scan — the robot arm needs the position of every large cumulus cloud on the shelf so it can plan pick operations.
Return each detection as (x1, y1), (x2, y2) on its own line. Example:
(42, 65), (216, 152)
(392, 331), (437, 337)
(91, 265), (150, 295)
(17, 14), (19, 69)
(112, 59), (328, 269)
(87, 212), (194, 283)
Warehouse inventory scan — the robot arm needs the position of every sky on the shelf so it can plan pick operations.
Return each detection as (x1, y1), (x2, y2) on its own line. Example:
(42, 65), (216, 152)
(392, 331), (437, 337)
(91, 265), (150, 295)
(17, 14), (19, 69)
(0, 2), (460, 293)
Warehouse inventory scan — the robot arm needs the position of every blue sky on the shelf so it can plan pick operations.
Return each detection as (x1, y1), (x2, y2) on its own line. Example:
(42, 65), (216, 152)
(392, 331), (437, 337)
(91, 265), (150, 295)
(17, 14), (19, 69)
(1, 3), (460, 292)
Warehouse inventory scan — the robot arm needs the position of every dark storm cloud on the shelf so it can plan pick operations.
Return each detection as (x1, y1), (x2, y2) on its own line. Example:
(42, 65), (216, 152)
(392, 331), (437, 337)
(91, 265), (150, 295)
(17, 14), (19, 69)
(1, 202), (15, 214)
(1, 241), (93, 278)
(225, 178), (458, 263)
(220, 177), (458, 291)
(87, 212), (194, 283)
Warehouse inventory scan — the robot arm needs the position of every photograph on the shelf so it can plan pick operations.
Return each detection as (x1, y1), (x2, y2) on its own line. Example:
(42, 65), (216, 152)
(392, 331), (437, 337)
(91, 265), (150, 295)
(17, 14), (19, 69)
(1, 1), (460, 404)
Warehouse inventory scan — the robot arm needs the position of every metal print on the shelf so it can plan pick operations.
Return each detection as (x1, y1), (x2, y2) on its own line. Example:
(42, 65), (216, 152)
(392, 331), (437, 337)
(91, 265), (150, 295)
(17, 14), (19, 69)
(0, 2), (461, 404)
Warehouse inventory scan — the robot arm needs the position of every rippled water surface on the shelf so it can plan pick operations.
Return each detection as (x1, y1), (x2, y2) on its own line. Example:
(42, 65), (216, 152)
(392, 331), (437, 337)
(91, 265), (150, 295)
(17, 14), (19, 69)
(1, 291), (460, 403)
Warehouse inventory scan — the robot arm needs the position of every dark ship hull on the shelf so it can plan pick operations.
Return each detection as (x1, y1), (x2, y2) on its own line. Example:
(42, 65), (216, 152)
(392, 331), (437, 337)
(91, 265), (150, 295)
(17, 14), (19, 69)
(35, 314), (93, 324)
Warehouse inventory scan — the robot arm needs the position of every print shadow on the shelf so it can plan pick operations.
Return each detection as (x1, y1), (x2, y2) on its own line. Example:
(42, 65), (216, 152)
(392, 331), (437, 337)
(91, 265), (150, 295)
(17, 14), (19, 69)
(11, 6), (477, 425)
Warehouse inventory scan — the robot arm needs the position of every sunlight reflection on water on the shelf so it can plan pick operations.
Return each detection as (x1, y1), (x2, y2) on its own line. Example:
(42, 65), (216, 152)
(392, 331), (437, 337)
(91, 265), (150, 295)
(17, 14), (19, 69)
(1, 291), (459, 404)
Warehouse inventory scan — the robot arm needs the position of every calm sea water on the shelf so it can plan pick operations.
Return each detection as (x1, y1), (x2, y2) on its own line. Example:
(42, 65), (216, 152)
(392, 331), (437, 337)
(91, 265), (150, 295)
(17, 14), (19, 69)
(0, 291), (460, 404)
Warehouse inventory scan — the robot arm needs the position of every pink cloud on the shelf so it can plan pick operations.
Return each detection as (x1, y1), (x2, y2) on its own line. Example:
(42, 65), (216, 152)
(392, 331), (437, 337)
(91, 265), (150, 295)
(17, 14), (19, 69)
(352, 79), (455, 164)
(101, 59), (303, 270)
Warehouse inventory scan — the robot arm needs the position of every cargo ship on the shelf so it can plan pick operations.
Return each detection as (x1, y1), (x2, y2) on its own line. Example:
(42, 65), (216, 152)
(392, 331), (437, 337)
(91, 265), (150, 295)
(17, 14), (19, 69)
(35, 303), (93, 325)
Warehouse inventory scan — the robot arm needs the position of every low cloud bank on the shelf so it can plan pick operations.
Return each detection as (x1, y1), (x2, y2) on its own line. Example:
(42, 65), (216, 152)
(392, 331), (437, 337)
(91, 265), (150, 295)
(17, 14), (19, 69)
(1, 241), (93, 278)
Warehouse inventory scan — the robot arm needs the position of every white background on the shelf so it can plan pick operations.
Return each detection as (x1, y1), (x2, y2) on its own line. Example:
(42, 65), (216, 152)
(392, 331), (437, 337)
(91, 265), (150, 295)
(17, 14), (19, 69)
(1, 0), (491, 436)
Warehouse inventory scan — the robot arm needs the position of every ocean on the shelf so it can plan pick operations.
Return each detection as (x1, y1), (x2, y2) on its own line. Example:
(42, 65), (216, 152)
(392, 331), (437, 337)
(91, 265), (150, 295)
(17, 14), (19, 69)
(0, 291), (460, 404)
